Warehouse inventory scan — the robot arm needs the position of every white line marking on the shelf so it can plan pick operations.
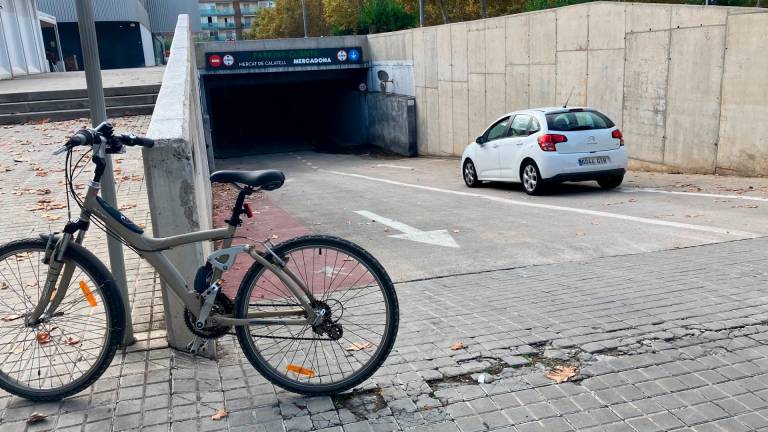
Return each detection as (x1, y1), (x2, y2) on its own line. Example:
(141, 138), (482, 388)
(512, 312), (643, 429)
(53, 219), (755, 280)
(323, 170), (760, 239)
(375, 164), (413, 170)
(623, 187), (768, 202)
(354, 210), (460, 248)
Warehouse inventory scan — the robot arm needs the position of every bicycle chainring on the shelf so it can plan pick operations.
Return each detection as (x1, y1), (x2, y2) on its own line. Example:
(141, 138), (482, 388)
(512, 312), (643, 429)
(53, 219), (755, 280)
(184, 292), (234, 339)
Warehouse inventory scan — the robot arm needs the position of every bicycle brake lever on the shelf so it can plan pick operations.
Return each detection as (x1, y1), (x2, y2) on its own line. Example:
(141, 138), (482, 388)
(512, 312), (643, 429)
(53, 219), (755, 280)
(53, 145), (69, 156)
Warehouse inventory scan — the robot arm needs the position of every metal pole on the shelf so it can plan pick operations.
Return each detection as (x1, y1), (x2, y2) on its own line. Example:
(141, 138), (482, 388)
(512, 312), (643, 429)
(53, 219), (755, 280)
(419, 0), (425, 27)
(300, 0), (308, 38)
(75, 0), (134, 345)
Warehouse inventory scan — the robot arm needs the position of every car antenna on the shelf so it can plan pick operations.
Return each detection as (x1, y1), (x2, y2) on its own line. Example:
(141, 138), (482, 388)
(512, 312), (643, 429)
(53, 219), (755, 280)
(562, 86), (575, 108)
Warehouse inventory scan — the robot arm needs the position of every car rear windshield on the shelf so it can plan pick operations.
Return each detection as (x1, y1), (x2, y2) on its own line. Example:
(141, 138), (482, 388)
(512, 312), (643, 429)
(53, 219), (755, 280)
(546, 110), (615, 131)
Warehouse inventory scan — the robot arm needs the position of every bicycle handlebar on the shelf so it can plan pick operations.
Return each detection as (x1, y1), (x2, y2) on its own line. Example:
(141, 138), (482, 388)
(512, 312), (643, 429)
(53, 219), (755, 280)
(53, 124), (154, 155)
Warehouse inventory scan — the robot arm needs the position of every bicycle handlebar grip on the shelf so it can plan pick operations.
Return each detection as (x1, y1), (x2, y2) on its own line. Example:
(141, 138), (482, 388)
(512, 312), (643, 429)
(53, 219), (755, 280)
(67, 130), (95, 147)
(133, 136), (155, 148)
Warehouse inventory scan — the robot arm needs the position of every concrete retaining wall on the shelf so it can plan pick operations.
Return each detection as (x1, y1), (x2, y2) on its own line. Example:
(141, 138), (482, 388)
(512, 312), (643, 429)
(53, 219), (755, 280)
(144, 15), (214, 354)
(366, 3), (768, 176)
(367, 92), (417, 156)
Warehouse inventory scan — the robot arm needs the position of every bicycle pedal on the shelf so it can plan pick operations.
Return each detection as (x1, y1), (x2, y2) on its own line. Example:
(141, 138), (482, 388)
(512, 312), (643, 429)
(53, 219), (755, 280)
(186, 337), (209, 355)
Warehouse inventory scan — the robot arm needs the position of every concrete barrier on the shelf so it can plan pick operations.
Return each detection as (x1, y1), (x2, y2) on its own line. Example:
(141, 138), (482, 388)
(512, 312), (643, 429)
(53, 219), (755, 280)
(366, 3), (768, 176)
(144, 15), (214, 355)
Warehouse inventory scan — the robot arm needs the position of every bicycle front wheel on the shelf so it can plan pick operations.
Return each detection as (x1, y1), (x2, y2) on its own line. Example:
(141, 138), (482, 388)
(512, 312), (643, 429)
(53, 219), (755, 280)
(234, 235), (399, 395)
(0, 238), (124, 401)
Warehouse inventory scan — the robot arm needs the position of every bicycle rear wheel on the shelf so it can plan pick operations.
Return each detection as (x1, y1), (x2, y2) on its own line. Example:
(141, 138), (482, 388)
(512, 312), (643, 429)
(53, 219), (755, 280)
(0, 238), (124, 401)
(234, 235), (399, 395)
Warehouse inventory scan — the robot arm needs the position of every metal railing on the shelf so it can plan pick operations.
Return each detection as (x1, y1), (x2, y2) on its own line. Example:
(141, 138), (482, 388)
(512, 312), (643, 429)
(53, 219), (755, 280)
(199, 8), (235, 16)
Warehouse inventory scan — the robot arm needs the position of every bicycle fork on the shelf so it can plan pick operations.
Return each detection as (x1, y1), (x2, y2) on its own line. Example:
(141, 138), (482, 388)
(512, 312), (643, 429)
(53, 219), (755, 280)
(26, 221), (88, 326)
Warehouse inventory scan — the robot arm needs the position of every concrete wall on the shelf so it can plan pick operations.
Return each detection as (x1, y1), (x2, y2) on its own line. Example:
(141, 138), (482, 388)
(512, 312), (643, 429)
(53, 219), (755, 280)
(367, 92), (417, 156)
(144, 14), (214, 354)
(366, 3), (768, 176)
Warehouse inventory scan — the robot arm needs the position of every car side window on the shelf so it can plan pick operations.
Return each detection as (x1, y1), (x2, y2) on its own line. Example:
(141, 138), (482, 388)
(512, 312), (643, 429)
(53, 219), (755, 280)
(509, 115), (532, 137)
(485, 117), (511, 142)
(529, 118), (540, 135)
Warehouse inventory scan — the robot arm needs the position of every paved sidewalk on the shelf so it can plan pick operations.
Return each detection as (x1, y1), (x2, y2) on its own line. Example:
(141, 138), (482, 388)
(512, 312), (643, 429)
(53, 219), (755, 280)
(3, 120), (768, 431)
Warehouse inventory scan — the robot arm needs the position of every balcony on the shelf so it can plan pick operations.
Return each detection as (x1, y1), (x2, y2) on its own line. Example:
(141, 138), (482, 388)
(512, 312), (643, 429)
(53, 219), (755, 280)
(200, 22), (237, 30)
(199, 8), (235, 16)
(240, 7), (258, 15)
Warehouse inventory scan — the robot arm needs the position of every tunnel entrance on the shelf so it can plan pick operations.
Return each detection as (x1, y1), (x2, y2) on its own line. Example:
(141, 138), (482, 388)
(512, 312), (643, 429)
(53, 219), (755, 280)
(203, 68), (369, 158)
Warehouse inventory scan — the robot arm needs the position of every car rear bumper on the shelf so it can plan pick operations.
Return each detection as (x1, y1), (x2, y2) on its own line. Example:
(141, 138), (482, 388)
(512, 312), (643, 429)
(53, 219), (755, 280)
(538, 147), (629, 180)
(546, 168), (626, 183)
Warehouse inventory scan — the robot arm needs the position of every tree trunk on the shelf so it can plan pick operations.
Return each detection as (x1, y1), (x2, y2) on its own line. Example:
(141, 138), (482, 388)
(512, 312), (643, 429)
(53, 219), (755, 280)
(436, 0), (449, 24)
(480, 0), (488, 18)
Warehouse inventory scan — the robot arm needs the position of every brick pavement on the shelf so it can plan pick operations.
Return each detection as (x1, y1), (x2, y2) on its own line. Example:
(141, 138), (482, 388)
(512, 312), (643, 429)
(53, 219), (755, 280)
(2, 118), (768, 431)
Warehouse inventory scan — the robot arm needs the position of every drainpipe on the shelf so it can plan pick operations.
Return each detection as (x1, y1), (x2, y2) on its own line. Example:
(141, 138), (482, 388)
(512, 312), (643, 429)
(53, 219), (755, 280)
(300, 0), (308, 37)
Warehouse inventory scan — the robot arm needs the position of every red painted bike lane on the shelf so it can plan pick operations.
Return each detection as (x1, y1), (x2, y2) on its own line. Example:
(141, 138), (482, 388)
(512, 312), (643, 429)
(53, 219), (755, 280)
(212, 184), (311, 298)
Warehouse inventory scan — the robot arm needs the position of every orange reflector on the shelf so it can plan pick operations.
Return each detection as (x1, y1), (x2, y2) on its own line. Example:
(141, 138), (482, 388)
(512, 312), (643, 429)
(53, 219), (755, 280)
(79, 280), (97, 307)
(286, 364), (316, 378)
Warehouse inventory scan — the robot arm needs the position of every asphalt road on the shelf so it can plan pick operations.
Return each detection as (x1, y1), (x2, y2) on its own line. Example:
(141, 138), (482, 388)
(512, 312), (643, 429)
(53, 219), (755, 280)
(217, 151), (768, 283)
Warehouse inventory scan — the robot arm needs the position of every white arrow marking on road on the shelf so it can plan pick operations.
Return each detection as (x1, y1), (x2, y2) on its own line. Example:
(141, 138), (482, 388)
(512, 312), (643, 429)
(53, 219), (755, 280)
(354, 210), (460, 248)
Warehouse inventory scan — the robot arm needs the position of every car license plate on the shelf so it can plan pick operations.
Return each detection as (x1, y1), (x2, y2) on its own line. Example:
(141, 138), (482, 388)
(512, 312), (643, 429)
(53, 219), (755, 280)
(578, 156), (610, 166)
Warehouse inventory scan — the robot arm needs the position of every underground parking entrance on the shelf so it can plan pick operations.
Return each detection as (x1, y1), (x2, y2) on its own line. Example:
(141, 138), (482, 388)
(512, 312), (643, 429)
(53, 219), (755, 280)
(199, 42), (416, 159)
(203, 67), (369, 158)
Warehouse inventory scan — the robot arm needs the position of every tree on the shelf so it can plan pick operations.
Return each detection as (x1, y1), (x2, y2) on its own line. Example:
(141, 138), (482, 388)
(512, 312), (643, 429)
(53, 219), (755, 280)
(358, 0), (417, 34)
(248, 0), (328, 39)
(323, 0), (363, 35)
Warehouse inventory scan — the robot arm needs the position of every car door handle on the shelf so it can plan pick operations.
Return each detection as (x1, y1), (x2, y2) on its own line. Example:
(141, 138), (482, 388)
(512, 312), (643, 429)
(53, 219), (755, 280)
(516, 142), (524, 146)
(491, 144), (499, 148)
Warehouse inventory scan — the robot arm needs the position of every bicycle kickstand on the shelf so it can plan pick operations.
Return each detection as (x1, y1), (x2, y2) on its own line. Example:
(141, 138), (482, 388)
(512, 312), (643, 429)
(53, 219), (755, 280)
(186, 337), (209, 355)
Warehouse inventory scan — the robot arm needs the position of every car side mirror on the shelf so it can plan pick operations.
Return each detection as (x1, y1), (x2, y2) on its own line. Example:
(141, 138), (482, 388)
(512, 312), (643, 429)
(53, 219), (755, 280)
(475, 136), (486, 145)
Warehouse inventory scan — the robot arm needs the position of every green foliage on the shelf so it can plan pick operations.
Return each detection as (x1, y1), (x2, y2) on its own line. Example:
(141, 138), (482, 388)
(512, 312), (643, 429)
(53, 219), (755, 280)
(358, 0), (418, 33)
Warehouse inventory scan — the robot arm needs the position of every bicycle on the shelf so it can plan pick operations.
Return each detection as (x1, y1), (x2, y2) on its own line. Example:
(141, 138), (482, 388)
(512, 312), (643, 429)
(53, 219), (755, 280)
(0, 122), (399, 401)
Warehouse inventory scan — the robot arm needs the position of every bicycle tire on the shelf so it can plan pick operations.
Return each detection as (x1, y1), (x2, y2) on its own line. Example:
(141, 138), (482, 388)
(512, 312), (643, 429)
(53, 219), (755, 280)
(233, 235), (399, 395)
(0, 237), (124, 401)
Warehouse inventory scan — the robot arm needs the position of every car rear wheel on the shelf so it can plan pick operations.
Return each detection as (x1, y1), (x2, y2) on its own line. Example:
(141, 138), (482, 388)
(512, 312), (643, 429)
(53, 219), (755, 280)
(463, 160), (479, 188)
(597, 175), (624, 189)
(521, 161), (545, 195)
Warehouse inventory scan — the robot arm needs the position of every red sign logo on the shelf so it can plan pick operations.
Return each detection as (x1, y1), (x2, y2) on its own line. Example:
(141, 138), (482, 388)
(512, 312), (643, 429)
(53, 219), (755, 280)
(209, 55), (222, 68)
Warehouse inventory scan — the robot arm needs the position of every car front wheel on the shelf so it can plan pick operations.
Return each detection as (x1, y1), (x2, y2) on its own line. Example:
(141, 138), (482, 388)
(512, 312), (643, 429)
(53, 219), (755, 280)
(463, 159), (479, 188)
(521, 161), (545, 195)
(597, 175), (624, 189)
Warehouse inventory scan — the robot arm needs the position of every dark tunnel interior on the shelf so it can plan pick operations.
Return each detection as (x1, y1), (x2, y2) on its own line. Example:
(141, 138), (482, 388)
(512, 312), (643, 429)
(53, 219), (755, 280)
(204, 69), (369, 158)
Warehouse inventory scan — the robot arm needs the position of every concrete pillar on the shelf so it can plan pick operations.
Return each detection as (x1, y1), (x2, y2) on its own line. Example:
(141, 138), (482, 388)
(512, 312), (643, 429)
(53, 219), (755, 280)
(143, 15), (215, 356)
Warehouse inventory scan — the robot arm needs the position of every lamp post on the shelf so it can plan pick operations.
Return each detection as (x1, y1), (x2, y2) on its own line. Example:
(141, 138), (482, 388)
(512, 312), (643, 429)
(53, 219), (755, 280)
(74, 0), (134, 345)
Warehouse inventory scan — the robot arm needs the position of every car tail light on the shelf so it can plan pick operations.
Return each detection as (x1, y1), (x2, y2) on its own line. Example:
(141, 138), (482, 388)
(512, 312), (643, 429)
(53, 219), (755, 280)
(537, 134), (567, 152)
(612, 129), (624, 146)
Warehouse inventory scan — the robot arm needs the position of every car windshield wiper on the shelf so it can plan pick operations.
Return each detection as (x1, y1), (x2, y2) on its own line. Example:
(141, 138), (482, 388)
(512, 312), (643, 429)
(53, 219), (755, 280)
(568, 125), (595, 131)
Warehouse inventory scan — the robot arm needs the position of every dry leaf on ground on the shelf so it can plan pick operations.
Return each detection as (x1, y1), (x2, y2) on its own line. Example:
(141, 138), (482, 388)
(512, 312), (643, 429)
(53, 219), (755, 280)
(2, 314), (22, 322)
(26, 412), (48, 424)
(36, 332), (51, 345)
(345, 342), (372, 352)
(0, 281), (7, 290)
(546, 366), (578, 384)
(64, 336), (80, 346)
(118, 203), (137, 210)
(211, 409), (228, 421)
(450, 342), (465, 351)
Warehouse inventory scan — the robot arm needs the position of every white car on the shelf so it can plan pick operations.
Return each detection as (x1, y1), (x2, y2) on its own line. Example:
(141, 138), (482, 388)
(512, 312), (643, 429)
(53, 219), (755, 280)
(460, 107), (628, 195)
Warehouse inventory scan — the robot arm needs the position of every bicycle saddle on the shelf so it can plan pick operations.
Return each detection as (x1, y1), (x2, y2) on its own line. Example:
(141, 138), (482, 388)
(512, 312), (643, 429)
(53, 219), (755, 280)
(209, 170), (285, 191)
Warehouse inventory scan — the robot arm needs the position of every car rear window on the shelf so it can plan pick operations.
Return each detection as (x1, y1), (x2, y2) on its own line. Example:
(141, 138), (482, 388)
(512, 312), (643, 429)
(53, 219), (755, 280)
(546, 110), (615, 131)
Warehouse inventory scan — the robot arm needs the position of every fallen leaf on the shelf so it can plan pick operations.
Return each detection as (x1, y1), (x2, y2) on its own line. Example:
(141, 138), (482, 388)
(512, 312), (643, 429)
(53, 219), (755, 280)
(118, 203), (137, 210)
(345, 342), (372, 351)
(12, 157), (28, 163)
(64, 336), (80, 346)
(42, 214), (62, 221)
(36, 331), (50, 345)
(271, 234), (279, 240)
(0, 281), (7, 290)
(450, 342), (465, 351)
(26, 412), (47, 424)
(211, 409), (228, 421)
(546, 366), (578, 384)
(2, 314), (22, 322)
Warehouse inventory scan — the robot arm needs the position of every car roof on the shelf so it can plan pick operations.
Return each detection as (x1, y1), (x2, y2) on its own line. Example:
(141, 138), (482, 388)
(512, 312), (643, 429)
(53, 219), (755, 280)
(498, 107), (600, 118)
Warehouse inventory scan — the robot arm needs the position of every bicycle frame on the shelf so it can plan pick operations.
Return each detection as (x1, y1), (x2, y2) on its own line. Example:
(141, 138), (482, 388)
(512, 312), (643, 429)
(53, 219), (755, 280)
(30, 143), (317, 329)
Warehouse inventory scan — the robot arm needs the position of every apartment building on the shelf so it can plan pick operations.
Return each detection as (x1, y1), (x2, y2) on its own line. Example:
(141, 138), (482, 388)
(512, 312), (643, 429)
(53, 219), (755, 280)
(199, 1), (275, 41)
